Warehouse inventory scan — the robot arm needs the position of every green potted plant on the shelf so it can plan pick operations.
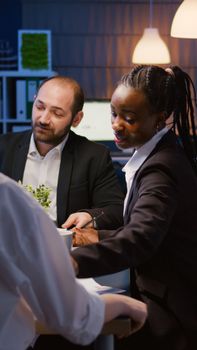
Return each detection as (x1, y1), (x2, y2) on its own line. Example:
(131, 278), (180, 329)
(19, 182), (51, 210)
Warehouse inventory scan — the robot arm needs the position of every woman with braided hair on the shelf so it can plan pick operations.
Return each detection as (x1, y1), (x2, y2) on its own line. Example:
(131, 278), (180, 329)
(117, 65), (197, 174)
(72, 65), (197, 350)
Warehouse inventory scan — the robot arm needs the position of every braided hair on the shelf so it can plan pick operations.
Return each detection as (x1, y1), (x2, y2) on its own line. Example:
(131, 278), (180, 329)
(120, 65), (197, 174)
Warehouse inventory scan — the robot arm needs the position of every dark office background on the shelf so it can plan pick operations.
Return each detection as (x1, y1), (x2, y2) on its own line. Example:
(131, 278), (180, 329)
(0, 1), (21, 52)
(0, 0), (196, 191)
(1, 0), (197, 99)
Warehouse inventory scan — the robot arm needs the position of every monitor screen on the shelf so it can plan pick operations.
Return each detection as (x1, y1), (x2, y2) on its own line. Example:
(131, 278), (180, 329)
(72, 101), (114, 141)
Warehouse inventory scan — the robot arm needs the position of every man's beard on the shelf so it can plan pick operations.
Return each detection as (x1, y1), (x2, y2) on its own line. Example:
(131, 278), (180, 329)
(33, 122), (71, 146)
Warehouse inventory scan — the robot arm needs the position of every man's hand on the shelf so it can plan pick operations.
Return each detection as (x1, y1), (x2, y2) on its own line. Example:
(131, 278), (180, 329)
(63, 212), (92, 229)
(101, 294), (147, 337)
(72, 227), (99, 246)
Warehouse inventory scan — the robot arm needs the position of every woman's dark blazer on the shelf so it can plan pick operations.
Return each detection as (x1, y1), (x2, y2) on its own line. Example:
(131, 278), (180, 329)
(73, 130), (197, 344)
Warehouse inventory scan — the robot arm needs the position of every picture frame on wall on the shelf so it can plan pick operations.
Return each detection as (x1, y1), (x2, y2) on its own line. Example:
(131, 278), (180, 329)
(18, 29), (52, 73)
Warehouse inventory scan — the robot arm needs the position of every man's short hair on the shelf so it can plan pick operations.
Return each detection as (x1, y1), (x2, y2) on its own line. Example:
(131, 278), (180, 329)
(37, 75), (84, 118)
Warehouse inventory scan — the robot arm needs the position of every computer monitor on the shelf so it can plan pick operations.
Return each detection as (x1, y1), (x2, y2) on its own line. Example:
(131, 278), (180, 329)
(72, 100), (114, 141)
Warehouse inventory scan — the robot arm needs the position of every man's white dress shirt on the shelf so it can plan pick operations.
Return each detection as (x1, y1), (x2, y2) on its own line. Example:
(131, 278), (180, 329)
(122, 127), (169, 213)
(0, 173), (104, 350)
(23, 134), (68, 222)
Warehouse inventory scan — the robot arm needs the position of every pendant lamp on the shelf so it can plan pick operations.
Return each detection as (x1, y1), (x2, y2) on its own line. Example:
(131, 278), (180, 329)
(171, 0), (197, 38)
(132, 0), (171, 64)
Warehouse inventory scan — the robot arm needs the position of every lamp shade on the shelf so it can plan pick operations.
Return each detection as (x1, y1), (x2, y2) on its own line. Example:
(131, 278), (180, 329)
(132, 28), (171, 64)
(171, 0), (197, 38)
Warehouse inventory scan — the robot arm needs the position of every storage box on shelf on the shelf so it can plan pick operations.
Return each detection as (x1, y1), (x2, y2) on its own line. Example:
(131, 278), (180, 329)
(0, 70), (54, 134)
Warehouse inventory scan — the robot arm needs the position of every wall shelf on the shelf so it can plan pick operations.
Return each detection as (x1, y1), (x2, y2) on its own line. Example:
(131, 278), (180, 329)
(0, 70), (54, 134)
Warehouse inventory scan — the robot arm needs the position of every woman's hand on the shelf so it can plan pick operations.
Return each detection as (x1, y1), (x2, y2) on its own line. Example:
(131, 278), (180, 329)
(72, 227), (99, 246)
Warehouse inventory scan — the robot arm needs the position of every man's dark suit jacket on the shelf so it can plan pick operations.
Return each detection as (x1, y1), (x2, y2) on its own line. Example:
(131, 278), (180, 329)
(0, 130), (124, 228)
(73, 130), (197, 349)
